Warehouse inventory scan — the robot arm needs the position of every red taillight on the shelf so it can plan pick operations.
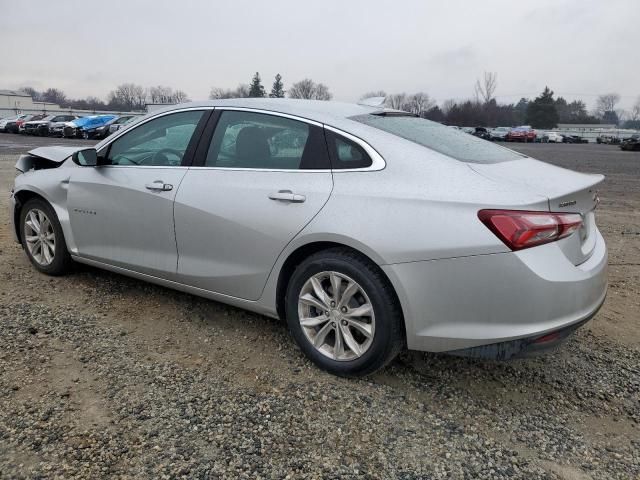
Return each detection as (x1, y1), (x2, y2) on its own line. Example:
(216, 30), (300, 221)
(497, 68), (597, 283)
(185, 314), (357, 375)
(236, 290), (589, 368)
(478, 209), (582, 250)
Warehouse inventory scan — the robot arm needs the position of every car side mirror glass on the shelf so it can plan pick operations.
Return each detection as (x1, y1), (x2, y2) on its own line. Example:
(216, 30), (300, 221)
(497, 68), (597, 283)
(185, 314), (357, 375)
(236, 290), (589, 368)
(72, 148), (98, 167)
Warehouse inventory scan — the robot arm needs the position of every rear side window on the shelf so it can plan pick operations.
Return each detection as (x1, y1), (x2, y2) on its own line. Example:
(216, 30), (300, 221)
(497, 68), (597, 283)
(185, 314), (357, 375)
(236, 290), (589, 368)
(352, 114), (524, 164)
(325, 130), (372, 169)
(205, 110), (330, 170)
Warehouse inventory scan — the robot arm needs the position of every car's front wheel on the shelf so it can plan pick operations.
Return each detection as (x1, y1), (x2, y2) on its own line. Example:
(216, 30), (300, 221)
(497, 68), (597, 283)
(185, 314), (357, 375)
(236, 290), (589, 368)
(285, 248), (404, 377)
(20, 198), (73, 275)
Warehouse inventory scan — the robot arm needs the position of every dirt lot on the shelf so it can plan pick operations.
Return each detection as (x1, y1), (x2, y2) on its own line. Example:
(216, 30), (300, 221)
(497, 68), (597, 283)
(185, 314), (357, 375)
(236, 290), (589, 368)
(0, 134), (638, 479)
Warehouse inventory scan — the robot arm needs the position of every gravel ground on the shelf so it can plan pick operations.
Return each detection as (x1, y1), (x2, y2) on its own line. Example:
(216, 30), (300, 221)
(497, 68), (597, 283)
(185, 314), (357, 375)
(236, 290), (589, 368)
(0, 134), (638, 479)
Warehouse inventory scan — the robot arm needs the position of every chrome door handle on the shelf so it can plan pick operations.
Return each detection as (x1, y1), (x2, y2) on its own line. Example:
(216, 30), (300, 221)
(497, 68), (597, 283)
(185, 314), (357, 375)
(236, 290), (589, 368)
(145, 181), (173, 191)
(269, 190), (306, 203)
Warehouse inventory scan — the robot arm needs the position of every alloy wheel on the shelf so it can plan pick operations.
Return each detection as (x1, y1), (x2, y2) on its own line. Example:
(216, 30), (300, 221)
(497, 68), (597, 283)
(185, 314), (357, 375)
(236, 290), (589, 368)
(298, 271), (375, 361)
(24, 209), (56, 266)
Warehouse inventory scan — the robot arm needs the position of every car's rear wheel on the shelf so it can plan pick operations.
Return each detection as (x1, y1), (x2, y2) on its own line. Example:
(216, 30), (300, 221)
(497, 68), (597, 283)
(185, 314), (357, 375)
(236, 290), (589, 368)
(285, 248), (404, 377)
(20, 198), (72, 276)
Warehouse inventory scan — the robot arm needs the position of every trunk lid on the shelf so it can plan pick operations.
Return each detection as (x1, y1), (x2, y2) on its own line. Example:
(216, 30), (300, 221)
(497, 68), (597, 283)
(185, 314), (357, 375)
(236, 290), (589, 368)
(469, 157), (604, 265)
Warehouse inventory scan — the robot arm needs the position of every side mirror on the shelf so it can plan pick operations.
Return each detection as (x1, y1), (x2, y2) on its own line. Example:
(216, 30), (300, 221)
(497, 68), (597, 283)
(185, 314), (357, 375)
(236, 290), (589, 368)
(72, 148), (98, 167)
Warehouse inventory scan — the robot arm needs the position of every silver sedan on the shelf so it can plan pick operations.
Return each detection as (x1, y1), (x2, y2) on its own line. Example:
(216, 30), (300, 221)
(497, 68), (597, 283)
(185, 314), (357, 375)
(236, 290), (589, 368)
(9, 99), (607, 376)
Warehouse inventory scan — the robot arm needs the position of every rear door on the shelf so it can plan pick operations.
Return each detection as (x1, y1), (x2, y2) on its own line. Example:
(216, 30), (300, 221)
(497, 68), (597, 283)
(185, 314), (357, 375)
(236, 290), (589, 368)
(174, 109), (333, 300)
(67, 109), (210, 278)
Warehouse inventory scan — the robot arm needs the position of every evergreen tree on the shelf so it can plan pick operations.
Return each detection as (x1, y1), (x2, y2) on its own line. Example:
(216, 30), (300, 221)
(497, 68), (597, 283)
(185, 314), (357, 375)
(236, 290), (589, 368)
(525, 87), (559, 128)
(269, 74), (285, 98)
(248, 72), (265, 98)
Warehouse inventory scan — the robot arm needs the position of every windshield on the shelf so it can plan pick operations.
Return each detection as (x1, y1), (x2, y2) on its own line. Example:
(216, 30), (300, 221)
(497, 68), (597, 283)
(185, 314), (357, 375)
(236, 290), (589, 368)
(352, 114), (525, 164)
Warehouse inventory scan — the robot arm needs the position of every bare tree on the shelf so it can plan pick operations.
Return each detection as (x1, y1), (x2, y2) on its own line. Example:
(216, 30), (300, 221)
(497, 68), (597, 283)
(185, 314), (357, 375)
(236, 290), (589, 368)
(288, 79), (332, 100)
(41, 88), (67, 105)
(405, 92), (435, 116)
(360, 90), (387, 100)
(628, 96), (640, 122)
(387, 93), (407, 110)
(595, 93), (621, 116)
(20, 86), (42, 101)
(149, 86), (173, 104)
(474, 72), (497, 104)
(209, 84), (250, 99)
(172, 90), (189, 104)
(314, 83), (332, 101)
(109, 83), (147, 110)
(441, 99), (457, 115)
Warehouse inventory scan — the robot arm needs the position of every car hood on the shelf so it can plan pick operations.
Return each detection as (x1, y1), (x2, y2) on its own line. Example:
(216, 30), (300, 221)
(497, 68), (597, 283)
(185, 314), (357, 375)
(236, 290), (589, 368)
(28, 146), (85, 162)
(15, 146), (86, 173)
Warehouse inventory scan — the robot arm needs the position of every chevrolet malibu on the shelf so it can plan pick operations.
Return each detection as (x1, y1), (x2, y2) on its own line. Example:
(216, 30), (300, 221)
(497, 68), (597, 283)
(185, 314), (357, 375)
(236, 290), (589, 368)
(9, 99), (607, 376)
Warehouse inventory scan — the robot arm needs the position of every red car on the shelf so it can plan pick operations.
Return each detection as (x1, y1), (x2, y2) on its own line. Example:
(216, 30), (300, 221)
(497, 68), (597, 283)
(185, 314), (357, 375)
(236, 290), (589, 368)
(506, 126), (536, 142)
(16, 114), (46, 134)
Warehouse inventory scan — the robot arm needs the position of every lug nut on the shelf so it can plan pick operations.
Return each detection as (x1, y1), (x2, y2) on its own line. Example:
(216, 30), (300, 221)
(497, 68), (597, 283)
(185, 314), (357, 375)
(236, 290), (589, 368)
(341, 306), (348, 313)
(331, 322), (337, 327)
(325, 311), (330, 316)
(330, 301), (336, 307)
(341, 319), (348, 326)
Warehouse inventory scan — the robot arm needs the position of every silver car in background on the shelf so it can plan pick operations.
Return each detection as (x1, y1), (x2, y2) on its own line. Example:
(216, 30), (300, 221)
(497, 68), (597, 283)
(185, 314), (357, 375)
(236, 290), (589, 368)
(9, 99), (607, 376)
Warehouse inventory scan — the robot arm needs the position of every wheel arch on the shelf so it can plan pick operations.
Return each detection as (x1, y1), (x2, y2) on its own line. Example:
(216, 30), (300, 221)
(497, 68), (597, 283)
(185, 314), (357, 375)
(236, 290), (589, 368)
(12, 189), (50, 244)
(274, 240), (406, 338)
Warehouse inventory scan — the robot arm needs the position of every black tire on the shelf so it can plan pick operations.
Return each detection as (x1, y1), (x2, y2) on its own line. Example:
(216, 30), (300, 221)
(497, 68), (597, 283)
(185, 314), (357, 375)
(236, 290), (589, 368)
(19, 198), (73, 276)
(285, 248), (404, 377)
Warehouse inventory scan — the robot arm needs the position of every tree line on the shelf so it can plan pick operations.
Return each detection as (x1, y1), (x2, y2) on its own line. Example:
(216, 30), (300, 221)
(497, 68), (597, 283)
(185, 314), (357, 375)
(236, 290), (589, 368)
(209, 72), (332, 100)
(20, 84), (190, 112)
(18, 71), (640, 129)
(362, 73), (640, 129)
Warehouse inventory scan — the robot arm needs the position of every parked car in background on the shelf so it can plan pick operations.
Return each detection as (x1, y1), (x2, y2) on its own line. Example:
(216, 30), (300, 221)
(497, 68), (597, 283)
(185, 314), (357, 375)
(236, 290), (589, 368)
(620, 134), (640, 151)
(542, 132), (564, 143)
(461, 126), (475, 134)
(18, 114), (46, 134)
(506, 126), (536, 142)
(49, 115), (83, 137)
(596, 134), (621, 145)
(92, 115), (138, 139)
(9, 99), (607, 376)
(0, 114), (29, 133)
(489, 126), (511, 141)
(562, 134), (589, 144)
(62, 115), (118, 139)
(24, 114), (79, 136)
(108, 115), (139, 135)
(471, 127), (491, 140)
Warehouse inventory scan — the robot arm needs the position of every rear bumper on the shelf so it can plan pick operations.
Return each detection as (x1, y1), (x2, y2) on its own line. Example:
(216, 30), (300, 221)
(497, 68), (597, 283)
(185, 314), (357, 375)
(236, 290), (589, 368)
(448, 296), (604, 360)
(382, 229), (608, 353)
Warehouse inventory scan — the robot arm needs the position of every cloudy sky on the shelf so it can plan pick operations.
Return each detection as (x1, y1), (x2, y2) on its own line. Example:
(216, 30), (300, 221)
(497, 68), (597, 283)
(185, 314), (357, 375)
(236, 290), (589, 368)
(1, 0), (639, 109)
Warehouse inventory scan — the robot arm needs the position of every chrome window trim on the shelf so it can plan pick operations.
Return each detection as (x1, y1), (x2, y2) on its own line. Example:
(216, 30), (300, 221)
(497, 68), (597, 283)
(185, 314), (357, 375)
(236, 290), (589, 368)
(323, 125), (386, 172)
(95, 105), (386, 173)
(94, 106), (214, 155)
(214, 106), (323, 127)
(198, 107), (386, 173)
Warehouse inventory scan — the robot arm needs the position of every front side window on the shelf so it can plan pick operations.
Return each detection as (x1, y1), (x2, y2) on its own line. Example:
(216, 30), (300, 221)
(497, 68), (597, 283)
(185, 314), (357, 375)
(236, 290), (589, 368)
(352, 114), (524, 164)
(106, 110), (204, 166)
(204, 110), (329, 170)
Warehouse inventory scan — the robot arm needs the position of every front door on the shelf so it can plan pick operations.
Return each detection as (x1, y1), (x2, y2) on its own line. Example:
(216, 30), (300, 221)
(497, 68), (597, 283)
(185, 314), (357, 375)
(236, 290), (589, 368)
(174, 109), (333, 300)
(67, 109), (208, 278)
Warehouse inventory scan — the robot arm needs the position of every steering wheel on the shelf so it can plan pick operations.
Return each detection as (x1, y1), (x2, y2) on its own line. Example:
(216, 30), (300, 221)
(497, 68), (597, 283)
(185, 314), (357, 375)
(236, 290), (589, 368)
(150, 148), (184, 166)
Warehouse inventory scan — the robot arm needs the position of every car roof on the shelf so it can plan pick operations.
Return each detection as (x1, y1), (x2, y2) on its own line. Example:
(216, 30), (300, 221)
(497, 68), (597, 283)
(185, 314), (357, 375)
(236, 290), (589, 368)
(151, 98), (388, 129)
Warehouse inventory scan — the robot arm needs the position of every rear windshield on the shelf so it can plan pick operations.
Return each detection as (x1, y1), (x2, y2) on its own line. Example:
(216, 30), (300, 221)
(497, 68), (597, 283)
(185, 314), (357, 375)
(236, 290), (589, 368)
(351, 114), (524, 164)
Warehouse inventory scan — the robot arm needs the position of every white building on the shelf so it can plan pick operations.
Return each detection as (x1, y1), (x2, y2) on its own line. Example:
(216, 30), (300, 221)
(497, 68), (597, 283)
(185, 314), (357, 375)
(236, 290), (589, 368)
(0, 89), (139, 118)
